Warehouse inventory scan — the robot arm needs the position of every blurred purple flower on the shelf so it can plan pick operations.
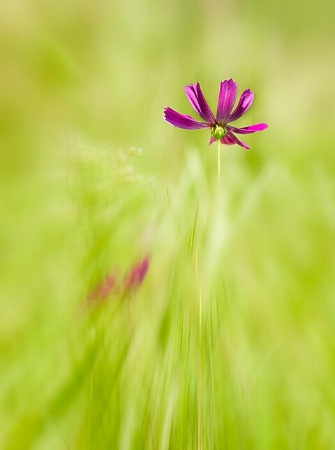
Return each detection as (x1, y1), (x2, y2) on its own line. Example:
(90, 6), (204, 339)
(124, 255), (150, 292)
(87, 256), (150, 305)
(164, 79), (268, 149)
(87, 273), (117, 304)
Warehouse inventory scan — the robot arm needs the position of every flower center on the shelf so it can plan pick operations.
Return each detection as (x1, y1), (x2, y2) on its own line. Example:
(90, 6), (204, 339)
(211, 124), (226, 140)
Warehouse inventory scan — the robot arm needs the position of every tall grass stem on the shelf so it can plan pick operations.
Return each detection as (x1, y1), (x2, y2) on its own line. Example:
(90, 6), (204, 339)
(196, 249), (203, 450)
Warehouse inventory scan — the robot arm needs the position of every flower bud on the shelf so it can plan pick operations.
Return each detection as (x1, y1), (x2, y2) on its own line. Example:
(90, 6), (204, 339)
(211, 124), (226, 140)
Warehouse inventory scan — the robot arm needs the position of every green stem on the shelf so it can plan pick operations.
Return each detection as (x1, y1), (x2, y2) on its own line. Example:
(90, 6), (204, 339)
(217, 139), (221, 190)
(196, 248), (203, 450)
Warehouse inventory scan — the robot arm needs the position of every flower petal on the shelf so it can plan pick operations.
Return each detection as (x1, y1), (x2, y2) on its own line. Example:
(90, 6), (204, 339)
(228, 89), (254, 123)
(125, 256), (150, 291)
(222, 130), (250, 149)
(216, 79), (238, 123)
(185, 83), (216, 124)
(209, 136), (217, 145)
(164, 107), (209, 130)
(227, 123), (268, 134)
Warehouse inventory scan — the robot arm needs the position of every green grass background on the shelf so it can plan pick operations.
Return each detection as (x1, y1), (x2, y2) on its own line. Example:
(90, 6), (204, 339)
(1, 0), (335, 448)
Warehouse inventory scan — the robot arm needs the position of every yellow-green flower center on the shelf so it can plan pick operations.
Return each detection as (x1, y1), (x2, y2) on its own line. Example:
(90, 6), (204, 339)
(211, 124), (226, 140)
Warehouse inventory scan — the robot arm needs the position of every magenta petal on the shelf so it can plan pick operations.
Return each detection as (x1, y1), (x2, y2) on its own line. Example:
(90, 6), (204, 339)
(228, 89), (254, 123)
(222, 130), (250, 149)
(227, 123), (268, 134)
(209, 136), (217, 145)
(164, 107), (209, 130)
(216, 79), (238, 123)
(125, 256), (150, 291)
(185, 83), (216, 124)
(221, 132), (237, 145)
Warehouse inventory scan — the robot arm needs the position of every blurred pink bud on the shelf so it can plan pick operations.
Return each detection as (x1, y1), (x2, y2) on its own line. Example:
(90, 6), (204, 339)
(87, 273), (117, 304)
(124, 256), (150, 292)
(86, 255), (150, 307)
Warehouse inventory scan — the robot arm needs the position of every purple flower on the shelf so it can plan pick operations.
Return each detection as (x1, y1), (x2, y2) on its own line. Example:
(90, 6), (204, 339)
(86, 256), (150, 306)
(87, 273), (117, 304)
(164, 79), (268, 149)
(124, 256), (150, 292)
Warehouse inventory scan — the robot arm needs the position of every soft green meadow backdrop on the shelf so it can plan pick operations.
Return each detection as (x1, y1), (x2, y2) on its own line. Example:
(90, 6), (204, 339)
(1, 0), (335, 448)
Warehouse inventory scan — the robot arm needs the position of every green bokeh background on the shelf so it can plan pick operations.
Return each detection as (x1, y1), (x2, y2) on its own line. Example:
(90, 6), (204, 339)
(1, 0), (335, 448)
